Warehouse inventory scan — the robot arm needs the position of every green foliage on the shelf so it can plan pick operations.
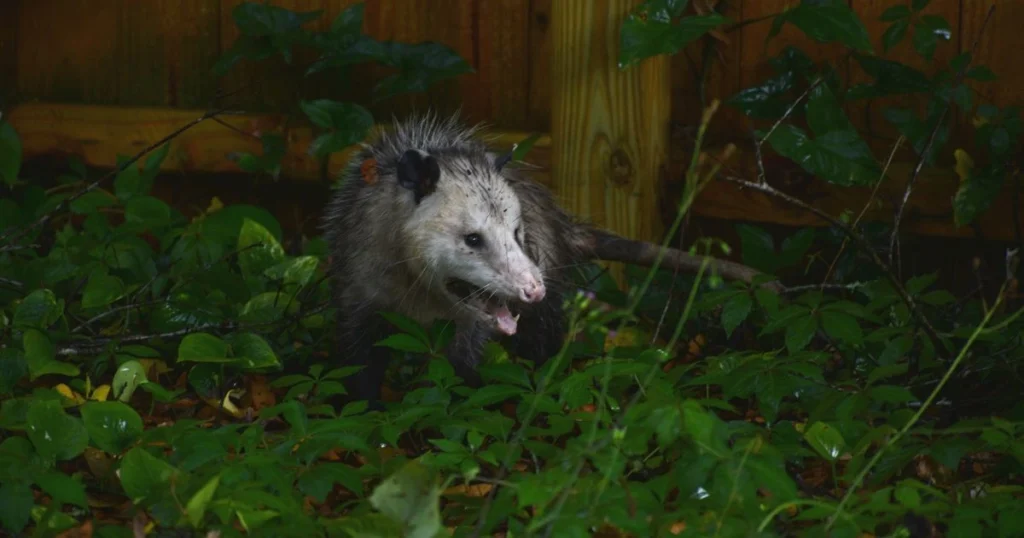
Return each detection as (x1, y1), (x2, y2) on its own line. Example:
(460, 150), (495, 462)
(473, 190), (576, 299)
(2, 1), (1024, 537)
(213, 1), (473, 177)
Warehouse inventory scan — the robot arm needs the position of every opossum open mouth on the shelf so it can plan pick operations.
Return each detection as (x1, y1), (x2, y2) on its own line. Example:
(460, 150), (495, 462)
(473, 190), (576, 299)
(445, 278), (522, 336)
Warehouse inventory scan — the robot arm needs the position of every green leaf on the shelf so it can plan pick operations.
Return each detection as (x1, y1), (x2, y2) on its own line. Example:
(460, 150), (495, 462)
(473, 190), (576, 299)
(786, 3), (872, 52)
(23, 329), (80, 380)
(330, 2), (365, 35)
(953, 167), (1003, 227)
(820, 311), (863, 346)
(0, 481), (33, 533)
(462, 384), (522, 408)
(379, 312), (431, 348)
(894, 480), (921, 509)
(26, 399), (89, 461)
(300, 99), (372, 131)
(850, 55), (933, 97)
(511, 133), (543, 162)
(178, 333), (230, 363)
(69, 190), (117, 214)
(81, 268), (126, 310)
(227, 333), (281, 369)
(35, 471), (89, 508)
(13, 289), (61, 329)
(120, 446), (181, 502)
(619, 9), (728, 68)
(375, 333), (431, 354)
(124, 196), (172, 230)
(0, 348), (27, 395)
(804, 421), (846, 462)
(721, 293), (752, 337)
(0, 121), (22, 186)
(112, 360), (149, 402)
(764, 124), (880, 187)
(372, 42), (474, 100)
(232, 2), (321, 36)
(912, 15), (951, 61)
(81, 401), (144, 454)
(238, 218), (286, 276)
(368, 460), (443, 538)
(881, 19), (909, 52)
(234, 133), (287, 177)
(785, 313), (817, 353)
(185, 474), (220, 528)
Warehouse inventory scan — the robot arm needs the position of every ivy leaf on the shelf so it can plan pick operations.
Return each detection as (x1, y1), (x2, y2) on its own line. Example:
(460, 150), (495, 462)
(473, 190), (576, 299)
(178, 333), (230, 363)
(619, 6), (728, 68)
(786, 3), (872, 52)
(81, 401), (144, 454)
(227, 333), (281, 369)
(912, 15), (951, 61)
(804, 421), (846, 462)
(26, 399), (89, 461)
(0, 121), (22, 187)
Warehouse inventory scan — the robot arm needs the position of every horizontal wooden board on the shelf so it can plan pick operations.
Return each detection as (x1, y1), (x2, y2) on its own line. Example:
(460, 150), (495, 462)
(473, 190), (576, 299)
(8, 102), (1022, 243)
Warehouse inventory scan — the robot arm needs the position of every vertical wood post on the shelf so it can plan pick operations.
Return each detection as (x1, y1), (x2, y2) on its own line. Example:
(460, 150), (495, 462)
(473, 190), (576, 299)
(550, 0), (671, 284)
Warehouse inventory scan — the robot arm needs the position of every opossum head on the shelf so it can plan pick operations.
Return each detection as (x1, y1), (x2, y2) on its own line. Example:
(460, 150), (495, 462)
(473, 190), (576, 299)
(396, 148), (546, 336)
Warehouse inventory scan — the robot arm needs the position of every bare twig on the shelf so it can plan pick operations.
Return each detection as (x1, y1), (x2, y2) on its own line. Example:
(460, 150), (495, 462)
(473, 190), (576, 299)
(756, 76), (826, 162)
(721, 174), (943, 348)
(0, 108), (226, 248)
(820, 136), (905, 287)
(889, 5), (996, 274)
(0, 276), (24, 290)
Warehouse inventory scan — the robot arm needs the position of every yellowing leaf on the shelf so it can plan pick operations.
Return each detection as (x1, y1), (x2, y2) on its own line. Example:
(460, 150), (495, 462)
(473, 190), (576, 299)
(56, 384), (86, 405)
(604, 327), (642, 351)
(90, 384), (111, 402)
(954, 149), (974, 183)
(206, 196), (224, 214)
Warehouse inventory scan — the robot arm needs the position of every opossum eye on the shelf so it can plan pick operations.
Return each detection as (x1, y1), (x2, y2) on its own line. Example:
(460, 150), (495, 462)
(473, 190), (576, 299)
(464, 233), (484, 248)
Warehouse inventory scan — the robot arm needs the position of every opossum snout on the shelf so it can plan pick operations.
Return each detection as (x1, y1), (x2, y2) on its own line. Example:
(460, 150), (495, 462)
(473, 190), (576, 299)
(518, 277), (546, 303)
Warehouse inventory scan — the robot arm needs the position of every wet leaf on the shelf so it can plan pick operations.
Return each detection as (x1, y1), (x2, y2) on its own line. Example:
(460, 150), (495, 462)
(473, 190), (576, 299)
(238, 217), (285, 277)
(804, 421), (846, 462)
(81, 401), (143, 454)
(26, 399), (89, 461)
(786, 3), (872, 52)
(227, 333), (281, 369)
(619, 7), (728, 68)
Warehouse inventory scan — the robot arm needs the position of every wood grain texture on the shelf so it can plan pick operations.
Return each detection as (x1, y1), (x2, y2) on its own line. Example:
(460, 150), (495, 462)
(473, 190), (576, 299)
(116, 0), (221, 108)
(962, 1), (1024, 116)
(16, 0), (119, 104)
(0, 1), (17, 109)
(550, 0), (672, 260)
(8, 102), (1023, 242)
(527, 0), (554, 132)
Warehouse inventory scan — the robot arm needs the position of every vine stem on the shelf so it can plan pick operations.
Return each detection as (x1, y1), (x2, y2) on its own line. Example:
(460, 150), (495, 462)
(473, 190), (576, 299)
(824, 281), (1013, 531)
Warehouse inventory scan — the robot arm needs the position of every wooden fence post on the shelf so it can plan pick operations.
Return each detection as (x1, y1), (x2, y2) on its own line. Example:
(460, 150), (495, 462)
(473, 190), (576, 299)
(550, 0), (671, 285)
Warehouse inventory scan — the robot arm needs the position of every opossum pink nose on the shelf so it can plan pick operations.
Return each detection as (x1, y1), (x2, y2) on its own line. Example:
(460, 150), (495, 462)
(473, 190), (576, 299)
(519, 279), (546, 303)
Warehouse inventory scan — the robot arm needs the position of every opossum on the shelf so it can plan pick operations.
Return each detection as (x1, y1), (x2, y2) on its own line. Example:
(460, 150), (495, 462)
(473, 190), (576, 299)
(322, 112), (773, 405)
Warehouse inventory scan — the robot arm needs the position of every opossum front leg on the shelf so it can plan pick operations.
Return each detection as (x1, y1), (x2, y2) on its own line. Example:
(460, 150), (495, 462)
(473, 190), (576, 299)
(335, 311), (391, 408)
(444, 323), (491, 387)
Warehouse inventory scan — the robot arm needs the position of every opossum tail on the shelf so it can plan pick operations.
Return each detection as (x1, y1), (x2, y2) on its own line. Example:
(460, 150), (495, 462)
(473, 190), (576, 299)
(575, 227), (785, 293)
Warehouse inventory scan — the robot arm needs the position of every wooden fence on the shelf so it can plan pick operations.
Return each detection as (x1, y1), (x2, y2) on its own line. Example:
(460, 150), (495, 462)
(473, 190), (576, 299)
(2, 0), (1023, 245)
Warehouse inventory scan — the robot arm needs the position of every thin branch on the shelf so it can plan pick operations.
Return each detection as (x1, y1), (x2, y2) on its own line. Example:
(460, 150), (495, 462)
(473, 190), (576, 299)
(0, 276), (24, 290)
(721, 174), (943, 348)
(0, 108), (227, 248)
(756, 76), (826, 162)
(889, 4), (996, 274)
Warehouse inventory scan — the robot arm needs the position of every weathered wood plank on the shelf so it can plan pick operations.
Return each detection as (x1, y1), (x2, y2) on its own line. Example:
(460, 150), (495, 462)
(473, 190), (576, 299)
(962, 1), (1024, 112)
(527, 0), (554, 132)
(550, 0), (672, 269)
(116, 0), (222, 108)
(0, 1), (18, 109)
(8, 102), (1023, 243)
(16, 0), (120, 104)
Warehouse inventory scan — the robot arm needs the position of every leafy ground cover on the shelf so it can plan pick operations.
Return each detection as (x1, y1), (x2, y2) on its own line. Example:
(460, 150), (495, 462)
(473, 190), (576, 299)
(1, 1), (1023, 537)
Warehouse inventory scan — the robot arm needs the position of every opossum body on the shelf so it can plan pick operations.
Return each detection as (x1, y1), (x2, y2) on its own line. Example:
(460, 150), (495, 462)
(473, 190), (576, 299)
(322, 113), (585, 404)
(322, 112), (772, 405)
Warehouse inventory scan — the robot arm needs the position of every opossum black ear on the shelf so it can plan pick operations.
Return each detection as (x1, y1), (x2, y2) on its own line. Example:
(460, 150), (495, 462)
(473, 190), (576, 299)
(397, 149), (440, 203)
(492, 150), (514, 171)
